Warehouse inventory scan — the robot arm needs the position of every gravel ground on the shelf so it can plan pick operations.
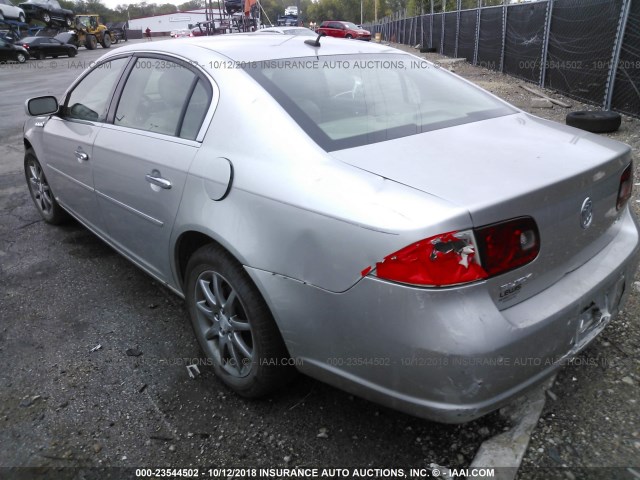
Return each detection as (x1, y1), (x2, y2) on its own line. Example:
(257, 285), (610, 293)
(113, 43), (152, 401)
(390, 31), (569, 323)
(393, 44), (640, 478)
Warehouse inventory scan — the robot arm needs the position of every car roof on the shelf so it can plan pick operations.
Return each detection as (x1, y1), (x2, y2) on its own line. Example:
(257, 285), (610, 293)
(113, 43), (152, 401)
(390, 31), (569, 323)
(103, 34), (397, 63)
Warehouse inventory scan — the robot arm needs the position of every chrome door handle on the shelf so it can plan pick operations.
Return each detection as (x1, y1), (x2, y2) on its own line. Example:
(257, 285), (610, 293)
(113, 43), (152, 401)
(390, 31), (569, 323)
(74, 150), (89, 161)
(145, 174), (172, 189)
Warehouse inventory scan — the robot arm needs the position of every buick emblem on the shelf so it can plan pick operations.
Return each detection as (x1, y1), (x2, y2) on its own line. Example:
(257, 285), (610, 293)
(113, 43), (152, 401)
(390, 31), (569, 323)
(580, 197), (593, 229)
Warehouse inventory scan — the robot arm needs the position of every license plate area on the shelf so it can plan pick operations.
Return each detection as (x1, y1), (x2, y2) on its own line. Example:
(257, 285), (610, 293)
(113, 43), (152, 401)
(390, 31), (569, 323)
(574, 275), (625, 350)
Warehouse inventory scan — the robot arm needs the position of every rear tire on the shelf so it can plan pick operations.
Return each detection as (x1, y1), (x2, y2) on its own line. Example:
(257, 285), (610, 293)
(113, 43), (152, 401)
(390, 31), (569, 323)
(185, 244), (296, 398)
(345, 34), (353, 39)
(65, 15), (73, 27)
(566, 111), (622, 134)
(24, 149), (68, 225)
(37, 51), (45, 60)
(19, 13), (25, 23)
(101, 33), (111, 48)
(68, 48), (76, 57)
(16, 52), (26, 63)
(42, 11), (51, 24)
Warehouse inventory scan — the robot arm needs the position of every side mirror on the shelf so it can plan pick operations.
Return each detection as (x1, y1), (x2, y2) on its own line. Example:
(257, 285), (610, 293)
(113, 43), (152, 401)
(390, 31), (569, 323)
(25, 96), (59, 116)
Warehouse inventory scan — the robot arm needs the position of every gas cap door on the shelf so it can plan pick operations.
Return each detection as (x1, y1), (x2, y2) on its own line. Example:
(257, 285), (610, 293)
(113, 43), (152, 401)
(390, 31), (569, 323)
(204, 157), (233, 201)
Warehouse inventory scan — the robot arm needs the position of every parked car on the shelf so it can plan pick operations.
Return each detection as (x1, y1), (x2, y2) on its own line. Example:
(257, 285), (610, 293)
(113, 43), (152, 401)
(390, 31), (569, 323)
(317, 20), (371, 40)
(19, 0), (74, 27)
(20, 35), (76, 58)
(0, 18), (29, 41)
(0, 25), (18, 42)
(0, 34), (27, 61)
(190, 24), (213, 36)
(52, 30), (73, 44)
(256, 26), (316, 36)
(275, 14), (298, 27)
(170, 28), (191, 38)
(0, 0), (25, 23)
(224, 0), (242, 14)
(22, 36), (639, 423)
(106, 21), (127, 43)
(284, 5), (298, 16)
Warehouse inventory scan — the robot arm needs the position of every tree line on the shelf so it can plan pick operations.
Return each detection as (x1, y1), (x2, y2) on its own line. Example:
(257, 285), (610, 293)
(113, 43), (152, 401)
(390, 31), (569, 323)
(56, 0), (507, 26)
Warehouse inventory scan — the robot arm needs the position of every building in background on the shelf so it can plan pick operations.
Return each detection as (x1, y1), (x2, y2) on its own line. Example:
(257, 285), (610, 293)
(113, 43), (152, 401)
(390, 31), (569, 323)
(127, 9), (223, 36)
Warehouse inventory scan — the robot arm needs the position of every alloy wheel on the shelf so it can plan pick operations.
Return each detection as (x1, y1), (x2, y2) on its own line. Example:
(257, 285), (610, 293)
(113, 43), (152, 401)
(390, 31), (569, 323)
(27, 159), (53, 216)
(194, 270), (254, 377)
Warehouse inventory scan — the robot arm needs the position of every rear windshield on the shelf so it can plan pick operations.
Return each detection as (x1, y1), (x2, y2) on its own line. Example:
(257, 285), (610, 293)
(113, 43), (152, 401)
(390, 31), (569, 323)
(244, 54), (516, 151)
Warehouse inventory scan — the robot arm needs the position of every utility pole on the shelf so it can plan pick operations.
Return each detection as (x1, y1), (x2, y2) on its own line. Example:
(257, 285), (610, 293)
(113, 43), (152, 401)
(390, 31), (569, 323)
(375, 0), (378, 22)
(361, 0), (363, 24)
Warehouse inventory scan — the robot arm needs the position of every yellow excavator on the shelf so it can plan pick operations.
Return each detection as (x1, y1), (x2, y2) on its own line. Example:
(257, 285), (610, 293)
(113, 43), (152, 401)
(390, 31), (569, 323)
(71, 14), (114, 49)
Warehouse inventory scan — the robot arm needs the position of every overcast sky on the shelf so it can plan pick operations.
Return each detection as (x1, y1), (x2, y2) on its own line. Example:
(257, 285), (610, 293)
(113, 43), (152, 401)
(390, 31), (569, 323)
(101, 0), (202, 12)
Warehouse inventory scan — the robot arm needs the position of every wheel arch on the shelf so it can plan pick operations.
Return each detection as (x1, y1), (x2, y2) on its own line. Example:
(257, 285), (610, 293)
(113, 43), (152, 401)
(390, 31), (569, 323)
(174, 229), (293, 358)
(174, 229), (249, 293)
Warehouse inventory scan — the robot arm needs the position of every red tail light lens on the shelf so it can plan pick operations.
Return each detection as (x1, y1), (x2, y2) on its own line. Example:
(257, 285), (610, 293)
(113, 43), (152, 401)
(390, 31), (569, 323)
(23, 44), (29, 49)
(617, 163), (633, 210)
(375, 231), (488, 287)
(371, 217), (540, 287)
(474, 217), (539, 277)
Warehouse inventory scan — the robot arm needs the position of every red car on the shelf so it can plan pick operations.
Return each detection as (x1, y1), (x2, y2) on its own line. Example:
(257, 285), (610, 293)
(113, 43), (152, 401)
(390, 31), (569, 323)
(317, 21), (371, 41)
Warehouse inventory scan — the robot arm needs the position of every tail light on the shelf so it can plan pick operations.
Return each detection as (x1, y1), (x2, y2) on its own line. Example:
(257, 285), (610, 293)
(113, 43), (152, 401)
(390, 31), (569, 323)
(22, 44), (29, 49)
(474, 217), (539, 277)
(374, 231), (487, 287)
(370, 217), (540, 287)
(617, 163), (633, 210)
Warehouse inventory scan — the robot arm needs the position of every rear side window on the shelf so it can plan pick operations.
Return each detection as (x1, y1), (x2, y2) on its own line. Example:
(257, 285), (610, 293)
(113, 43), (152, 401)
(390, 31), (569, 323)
(64, 57), (128, 122)
(180, 79), (209, 140)
(114, 58), (211, 139)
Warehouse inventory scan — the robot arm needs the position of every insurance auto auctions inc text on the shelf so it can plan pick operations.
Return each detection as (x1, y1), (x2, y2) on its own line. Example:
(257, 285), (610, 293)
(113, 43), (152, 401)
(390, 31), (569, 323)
(201, 467), (496, 478)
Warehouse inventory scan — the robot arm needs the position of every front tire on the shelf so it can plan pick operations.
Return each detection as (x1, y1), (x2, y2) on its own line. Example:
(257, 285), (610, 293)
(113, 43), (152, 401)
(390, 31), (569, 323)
(42, 11), (51, 24)
(85, 34), (97, 50)
(24, 149), (68, 224)
(101, 32), (111, 48)
(65, 15), (73, 27)
(19, 13), (25, 23)
(185, 244), (295, 397)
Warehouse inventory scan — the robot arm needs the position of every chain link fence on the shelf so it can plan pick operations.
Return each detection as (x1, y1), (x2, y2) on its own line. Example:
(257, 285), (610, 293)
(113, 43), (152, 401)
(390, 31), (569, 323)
(364, 0), (640, 118)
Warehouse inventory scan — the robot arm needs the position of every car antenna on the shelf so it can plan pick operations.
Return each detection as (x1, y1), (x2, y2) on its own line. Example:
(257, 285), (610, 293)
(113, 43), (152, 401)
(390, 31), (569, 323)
(305, 32), (325, 47)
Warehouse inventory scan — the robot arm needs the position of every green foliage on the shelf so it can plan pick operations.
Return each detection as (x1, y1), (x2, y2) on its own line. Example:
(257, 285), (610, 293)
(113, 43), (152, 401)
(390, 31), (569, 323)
(177, 0), (204, 10)
(305, 0), (397, 24)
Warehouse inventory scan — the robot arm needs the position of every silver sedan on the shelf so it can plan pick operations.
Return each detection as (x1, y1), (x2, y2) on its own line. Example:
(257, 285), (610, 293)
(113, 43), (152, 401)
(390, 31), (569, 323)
(23, 34), (639, 423)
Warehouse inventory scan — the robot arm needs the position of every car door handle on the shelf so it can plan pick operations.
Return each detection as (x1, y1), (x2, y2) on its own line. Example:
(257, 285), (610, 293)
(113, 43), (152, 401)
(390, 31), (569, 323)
(74, 150), (89, 161)
(145, 173), (172, 189)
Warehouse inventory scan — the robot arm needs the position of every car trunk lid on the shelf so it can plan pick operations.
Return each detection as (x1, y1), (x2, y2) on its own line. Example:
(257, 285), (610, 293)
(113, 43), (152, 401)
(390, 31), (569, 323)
(331, 113), (633, 309)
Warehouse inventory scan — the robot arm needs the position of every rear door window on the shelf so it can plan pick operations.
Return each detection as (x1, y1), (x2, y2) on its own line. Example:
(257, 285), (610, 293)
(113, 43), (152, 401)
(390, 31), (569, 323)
(114, 57), (212, 139)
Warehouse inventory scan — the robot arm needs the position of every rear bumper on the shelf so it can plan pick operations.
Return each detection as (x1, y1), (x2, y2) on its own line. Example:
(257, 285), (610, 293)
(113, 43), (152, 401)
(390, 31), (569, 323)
(246, 207), (640, 423)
